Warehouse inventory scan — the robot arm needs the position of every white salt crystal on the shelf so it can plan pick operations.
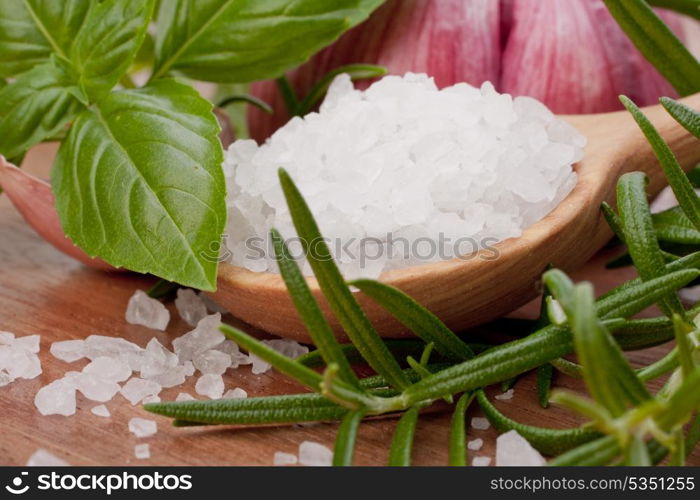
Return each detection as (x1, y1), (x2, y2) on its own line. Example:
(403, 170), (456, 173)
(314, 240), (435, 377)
(0, 343), (42, 381)
(496, 430), (546, 466)
(83, 356), (131, 382)
(67, 372), (120, 402)
(193, 349), (231, 375)
(125, 290), (170, 331)
(0, 331), (14, 344)
(172, 314), (224, 362)
(468, 438), (484, 451)
(134, 443), (151, 460)
(471, 417), (490, 430)
(195, 374), (224, 399)
(26, 449), (69, 466)
(224, 73), (584, 279)
(142, 395), (161, 404)
(14, 334), (40, 353)
(222, 388), (248, 399)
(129, 417), (158, 438)
(298, 441), (332, 466)
(495, 389), (514, 401)
(176, 392), (195, 402)
(140, 338), (178, 379)
(34, 378), (77, 416)
(120, 377), (161, 405)
(91, 404), (111, 418)
(273, 452), (298, 466)
(146, 363), (189, 388)
(175, 288), (208, 326)
(50, 339), (85, 362)
(472, 456), (492, 467)
(84, 335), (143, 371)
(216, 340), (251, 368)
(248, 339), (309, 375)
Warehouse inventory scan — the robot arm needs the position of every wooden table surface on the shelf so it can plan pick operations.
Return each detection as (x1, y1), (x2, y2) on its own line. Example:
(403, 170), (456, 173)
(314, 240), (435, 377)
(1, 143), (698, 467)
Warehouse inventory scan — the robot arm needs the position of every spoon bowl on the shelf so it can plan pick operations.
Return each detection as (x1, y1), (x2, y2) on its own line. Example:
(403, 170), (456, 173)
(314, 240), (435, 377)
(210, 94), (700, 342)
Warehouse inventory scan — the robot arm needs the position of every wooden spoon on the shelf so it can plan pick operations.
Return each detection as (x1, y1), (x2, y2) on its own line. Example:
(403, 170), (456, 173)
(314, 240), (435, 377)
(210, 94), (700, 342)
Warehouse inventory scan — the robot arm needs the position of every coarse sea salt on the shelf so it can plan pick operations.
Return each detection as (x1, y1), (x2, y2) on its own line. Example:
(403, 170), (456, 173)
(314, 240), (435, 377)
(50, 339), (85, 363)
(472, 456), (492, 467)
(471, 417), (490, 430)
(248, 339), (309, 375)
(120, 377), (162, 405)
(125, 290), (170, 331)
(134, 443), (151, 460)
(26, 449), (70, 466)
(496, 430), (546, 466)
(273, 452), (298, 466)
(222, 388), (248, 399)
(495, 389), (514, 401)
(468, 438), (484, 451)
(128, 417), (158, 438)
(195, 373), (224, 399)
(223, 73), (585, 279)
(0, 333), (42, 386)
(175, 289), (208, 327)
(298, 441), (332, 467)
(91, 404), (111, 418)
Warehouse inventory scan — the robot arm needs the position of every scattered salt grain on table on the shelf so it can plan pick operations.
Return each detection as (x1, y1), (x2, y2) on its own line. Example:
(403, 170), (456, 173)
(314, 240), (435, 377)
(125, 290), (170, 331)
(193, 349), (231, 375)
(471, 417), (490, 430)
(172, 314), (224, 362)
(134, 443), (151, 460)
(142, 395), (161, 404)
(222, 388), (248, 399)
(468, 438), (484, 451)
(496, 430), (546, 466)
(195, 374), (224, 399)
(34, 378), (76, 416)
(495, 389), (514, 401)
(298, 441), (332, 466)
(249, 339), (309, 375)
(83, 356), (131, 383)
(273, 452), (298, 466)
(120, 377), (162, 405)
(176, 392), (195, 402)
(129, 417), (158, 438)
(91, 405), (111, 418)
(215, 340), (251, 368)
(140, 338), (178, 379)
(84, 335), (143, 371)
(66, 371), (121, 402)
(175, 289), (208, 326)
(0, 333), (42, 386)
(26, 449), (69, 466)
(224, 73), (584, 279)
(50, 339), (85, 362)
(472, 456), (492, 467)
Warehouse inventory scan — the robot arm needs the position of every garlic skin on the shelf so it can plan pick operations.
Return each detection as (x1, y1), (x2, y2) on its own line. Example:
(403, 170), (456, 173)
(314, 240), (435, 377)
(0, 155), (117, 270)
(248, 0), (691, 142)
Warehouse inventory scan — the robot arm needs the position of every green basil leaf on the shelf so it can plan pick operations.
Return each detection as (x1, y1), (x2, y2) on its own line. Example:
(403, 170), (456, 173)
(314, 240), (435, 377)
(51, 79), (226, 290)
(603, 0), (700, 95)
(71, 0), (154, 101)
(152, 0), (384, 82)
(0, 0), (90, 77)
(0, 60), (82, 159)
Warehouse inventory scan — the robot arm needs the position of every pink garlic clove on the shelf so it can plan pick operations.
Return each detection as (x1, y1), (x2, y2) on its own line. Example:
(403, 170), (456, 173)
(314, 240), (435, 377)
(0, 155), (118, 271)
(500, 0), (679, 114)
(248, 0), (500, 142)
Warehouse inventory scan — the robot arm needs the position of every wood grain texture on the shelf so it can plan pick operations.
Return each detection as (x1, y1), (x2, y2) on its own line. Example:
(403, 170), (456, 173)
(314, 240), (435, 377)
(212, 94), (700, 340)
(0, 143), (698, 466)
